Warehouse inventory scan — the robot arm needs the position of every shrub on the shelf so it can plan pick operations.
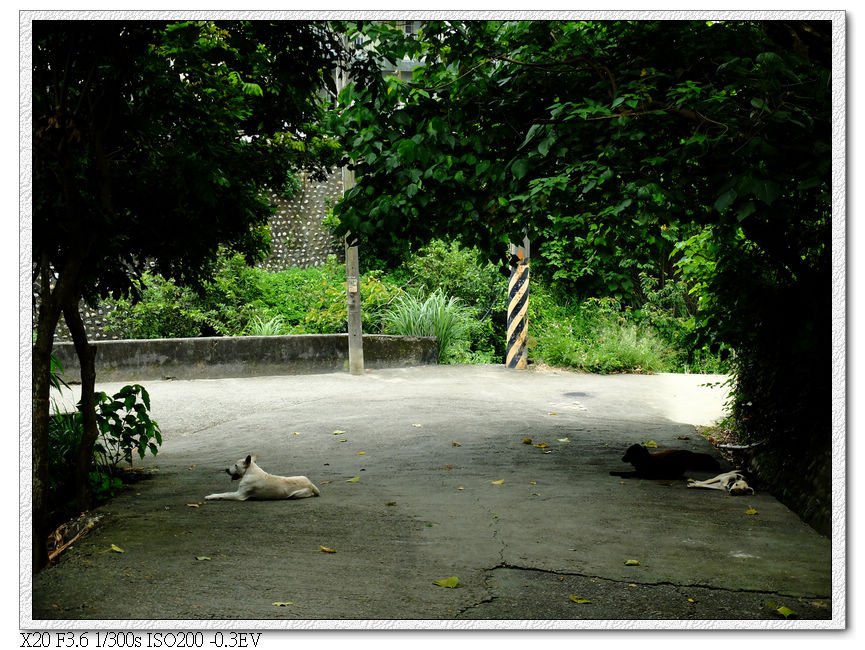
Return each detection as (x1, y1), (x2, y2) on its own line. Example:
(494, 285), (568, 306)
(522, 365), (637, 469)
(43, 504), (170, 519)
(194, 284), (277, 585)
(92, 385), (162, 470)
(103, 253), (264, 338)
(48, 382), (162, 524)
(245, 315), (287, 336)
(383, 289), (473, 363)
(390, 239), (508, 361)
(530, 289), (675, 374)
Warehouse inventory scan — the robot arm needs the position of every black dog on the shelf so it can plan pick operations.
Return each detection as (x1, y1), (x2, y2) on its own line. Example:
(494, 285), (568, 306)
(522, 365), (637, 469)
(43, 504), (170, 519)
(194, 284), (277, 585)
(610, 443), (721, 479)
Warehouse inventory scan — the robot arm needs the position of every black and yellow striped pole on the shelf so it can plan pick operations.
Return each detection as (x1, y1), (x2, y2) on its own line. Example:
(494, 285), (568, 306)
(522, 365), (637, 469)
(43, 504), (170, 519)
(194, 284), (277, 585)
(506, 239), (530, 369)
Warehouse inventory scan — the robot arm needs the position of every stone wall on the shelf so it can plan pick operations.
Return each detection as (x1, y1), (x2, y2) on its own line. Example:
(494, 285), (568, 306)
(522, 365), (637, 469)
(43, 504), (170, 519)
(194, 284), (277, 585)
(260, 170), (344, 271)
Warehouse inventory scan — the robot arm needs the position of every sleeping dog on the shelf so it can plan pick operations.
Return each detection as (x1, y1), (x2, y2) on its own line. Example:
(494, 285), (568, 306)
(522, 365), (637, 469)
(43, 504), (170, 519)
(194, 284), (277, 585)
(610, 443), (721, 479)
(687, 470), (755, 495)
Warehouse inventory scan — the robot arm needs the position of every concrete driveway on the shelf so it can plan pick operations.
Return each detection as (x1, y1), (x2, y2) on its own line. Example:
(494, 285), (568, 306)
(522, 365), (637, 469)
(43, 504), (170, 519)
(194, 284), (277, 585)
(28, 365), (835, 628)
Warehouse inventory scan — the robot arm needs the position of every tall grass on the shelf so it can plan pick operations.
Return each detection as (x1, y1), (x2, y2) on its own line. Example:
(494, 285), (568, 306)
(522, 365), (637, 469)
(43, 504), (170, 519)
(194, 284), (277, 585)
(245, 315), (287, 336)
(383, 289), (472, 363)
(530, 292), (675, 374)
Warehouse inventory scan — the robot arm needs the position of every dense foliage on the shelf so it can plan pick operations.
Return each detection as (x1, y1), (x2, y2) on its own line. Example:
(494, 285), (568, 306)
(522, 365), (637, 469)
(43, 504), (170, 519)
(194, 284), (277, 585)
(100, 243), (722, 373)
(330, 20), (833, 528)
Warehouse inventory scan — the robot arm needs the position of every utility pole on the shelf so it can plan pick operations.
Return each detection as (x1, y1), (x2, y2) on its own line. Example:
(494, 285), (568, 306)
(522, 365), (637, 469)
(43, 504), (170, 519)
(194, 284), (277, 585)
(336, 53), (364, 375)
(506, 237), (530, 369)
(343, 169), (364, 375)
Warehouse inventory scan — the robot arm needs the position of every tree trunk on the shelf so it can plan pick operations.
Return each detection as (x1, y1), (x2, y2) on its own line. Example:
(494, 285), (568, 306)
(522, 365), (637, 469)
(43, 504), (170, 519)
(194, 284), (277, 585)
(63, 302), (99, 512)
(32, 258), (63, 573)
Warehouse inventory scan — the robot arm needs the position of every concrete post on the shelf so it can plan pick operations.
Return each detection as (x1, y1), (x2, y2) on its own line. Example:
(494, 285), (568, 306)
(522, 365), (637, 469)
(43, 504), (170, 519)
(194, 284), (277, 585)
(342, 168), (364, 375)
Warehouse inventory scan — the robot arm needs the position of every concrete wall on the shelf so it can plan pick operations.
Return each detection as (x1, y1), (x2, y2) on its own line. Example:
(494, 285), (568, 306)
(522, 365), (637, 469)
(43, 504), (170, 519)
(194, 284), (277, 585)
(53, 335), (437, 383)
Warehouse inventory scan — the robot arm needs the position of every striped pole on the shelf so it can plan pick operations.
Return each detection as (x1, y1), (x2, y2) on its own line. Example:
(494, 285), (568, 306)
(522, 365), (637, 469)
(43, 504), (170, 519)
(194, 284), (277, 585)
(506, 240), (530, 369)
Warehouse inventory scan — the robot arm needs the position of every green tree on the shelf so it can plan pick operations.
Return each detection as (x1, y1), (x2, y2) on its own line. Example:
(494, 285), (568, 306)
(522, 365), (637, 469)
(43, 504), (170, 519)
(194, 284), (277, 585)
(31, 19), (344, 570)
(332, 20), (832, 529)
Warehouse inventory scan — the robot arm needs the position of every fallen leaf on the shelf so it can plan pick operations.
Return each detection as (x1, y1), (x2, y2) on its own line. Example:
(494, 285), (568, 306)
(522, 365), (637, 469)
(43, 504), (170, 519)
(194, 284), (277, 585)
(346, 476), (361, 483)
(533, 442), (549, 449)
(338, 439), (348, 443)
(272, 601), (294, 607)
(110, 544), (125, 554)
(412, 423), (423, 428)
(529, 481), (537, 485)
(319, 546), (337, 554)
(333, 430), (346, 435)
(548, 412), (558, 416)
(457, 486), (465, 491)
(530, 492), (541, 497)
(745, 507), (759, 516)
(568, 595), (591, 604)
(687, 597), (697, 604)
(385, 501), (397, 507)
(522, 437), (533, 445)
(356, 451), (366, 455)
(557, 437), (570, 443)
(644, 440), (658, 448)
(491, 479), (505, 486)
(451, 441), (461, 447)
(624, 559), (641, 566)
(776, 605), (798, 619)
(432, 576), (460, 588)
(186, 503), (200, 508)
(196, 556), (211, 561)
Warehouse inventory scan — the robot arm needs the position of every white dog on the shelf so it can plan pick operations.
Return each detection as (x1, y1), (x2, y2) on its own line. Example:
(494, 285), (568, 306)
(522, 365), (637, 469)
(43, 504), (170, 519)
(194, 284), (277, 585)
(205, 455), (320, 501)
(687, 470), (754, 495)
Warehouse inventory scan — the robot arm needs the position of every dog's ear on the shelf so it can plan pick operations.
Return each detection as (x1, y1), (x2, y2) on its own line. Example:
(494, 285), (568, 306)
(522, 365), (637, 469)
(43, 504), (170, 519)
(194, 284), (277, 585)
(244, 455), (252, 466)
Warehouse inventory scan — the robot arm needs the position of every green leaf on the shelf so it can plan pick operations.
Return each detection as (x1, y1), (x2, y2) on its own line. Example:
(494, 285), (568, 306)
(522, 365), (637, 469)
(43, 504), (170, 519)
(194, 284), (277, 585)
(624, 559), (641, 566)
(714, 189), (737, 213)
(776, 605), (797, 619)
(537, 135), (554, 157)
(511, 159), (530, 180)
(519, 124), (542, 150)
(736, 201), (757, 222)
(432, 576), (460, 588)
(749, 179), (781, 205)
(568, 594), (592, 604)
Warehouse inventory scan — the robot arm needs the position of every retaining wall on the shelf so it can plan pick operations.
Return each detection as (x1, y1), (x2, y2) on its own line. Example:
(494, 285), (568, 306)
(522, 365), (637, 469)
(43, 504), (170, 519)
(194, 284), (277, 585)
(52, 334), (437, 383)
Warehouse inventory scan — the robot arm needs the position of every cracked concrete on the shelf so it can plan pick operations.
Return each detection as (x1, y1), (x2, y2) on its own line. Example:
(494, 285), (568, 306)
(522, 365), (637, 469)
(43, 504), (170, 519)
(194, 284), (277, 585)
(28, 365), (835, 627)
